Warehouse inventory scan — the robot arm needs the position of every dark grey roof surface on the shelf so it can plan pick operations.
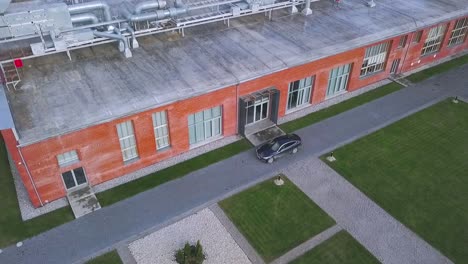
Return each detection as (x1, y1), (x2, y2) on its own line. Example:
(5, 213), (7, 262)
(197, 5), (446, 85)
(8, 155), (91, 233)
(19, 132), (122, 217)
(5, 0), (468, 145)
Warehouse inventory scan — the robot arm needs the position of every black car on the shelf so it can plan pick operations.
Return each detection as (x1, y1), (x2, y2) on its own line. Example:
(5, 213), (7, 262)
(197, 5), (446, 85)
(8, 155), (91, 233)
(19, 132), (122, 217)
(256, 134), (302, 163)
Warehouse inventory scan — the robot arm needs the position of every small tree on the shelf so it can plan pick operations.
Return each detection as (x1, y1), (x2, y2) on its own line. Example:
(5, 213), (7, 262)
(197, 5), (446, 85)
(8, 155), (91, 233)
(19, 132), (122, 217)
(174, 240), (206, 264)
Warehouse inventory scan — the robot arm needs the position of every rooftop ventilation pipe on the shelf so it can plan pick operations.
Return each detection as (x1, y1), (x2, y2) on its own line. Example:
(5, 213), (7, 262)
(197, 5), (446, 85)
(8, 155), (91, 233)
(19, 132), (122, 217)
(94, 28), (132, 58)
(122, 1), (186, 22)
(68, 1), (112, 22)
(0, 0), (10, 14)
(71, 13), (100, 25)
(135, 0), (167, 14)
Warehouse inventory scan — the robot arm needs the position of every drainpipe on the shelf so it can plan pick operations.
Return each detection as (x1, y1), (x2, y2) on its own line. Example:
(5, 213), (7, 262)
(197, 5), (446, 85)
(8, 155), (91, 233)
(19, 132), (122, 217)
(17, 145), (44, 207)
(68, 1), (112, 22)
(93, 29), (132, 58)
(400, 31), (415, 75)
(135, 0), (167, 14)
(71, 13), (100, 25)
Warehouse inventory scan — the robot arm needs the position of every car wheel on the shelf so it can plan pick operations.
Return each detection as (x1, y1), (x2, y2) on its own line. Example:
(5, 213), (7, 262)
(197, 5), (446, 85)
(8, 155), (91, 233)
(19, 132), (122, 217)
(267, 157), (274, 164)
(292, 147), (298, 154)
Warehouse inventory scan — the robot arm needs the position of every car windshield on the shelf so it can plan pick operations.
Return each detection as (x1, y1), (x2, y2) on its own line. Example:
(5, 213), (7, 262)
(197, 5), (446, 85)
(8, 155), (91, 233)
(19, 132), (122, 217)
(267, 141), (280, 151)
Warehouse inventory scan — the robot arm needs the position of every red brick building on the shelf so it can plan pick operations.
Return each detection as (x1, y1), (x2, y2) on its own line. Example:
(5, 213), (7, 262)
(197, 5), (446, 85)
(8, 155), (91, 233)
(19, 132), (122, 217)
(1, 0), (467, 208)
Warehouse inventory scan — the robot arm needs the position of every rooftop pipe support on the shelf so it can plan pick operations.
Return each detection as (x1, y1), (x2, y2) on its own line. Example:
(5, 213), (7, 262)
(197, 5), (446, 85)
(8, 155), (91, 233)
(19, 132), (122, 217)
(93, 29), (132, 58)
(68, 1), (112, 22)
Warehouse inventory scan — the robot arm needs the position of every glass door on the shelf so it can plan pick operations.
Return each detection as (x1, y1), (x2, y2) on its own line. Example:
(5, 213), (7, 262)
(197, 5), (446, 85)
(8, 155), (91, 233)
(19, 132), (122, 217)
(246, 94), (269, 125)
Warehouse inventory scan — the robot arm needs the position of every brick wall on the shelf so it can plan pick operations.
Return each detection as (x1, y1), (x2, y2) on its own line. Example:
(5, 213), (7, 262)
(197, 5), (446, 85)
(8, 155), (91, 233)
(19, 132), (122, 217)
(5, 15), (467, 207)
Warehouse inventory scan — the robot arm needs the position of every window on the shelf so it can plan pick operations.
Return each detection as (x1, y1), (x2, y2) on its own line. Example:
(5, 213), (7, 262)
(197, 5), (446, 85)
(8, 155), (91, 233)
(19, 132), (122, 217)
(413, 31), (423, 43)
(188, 106), (222, 145)
(448, 18), (468, 46)
(360, 42), (389, 77)
(246, 94), (269, 124)
(398, 35), (408, 48)
(390, 59), (401, 74)
(61, 167), (87, 190)
(152, 111), (170, 150)
(57, 150), (79, 167)
(421, 24), (446, 56)
(116, 121), (139, 162)
(287, 76), (313, 110)
(327, 63), (352, 97)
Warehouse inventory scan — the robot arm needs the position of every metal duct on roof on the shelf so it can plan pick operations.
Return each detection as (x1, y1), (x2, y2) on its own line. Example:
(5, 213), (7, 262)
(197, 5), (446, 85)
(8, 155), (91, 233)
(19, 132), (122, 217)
(135, 0), (167, 14)
(0, 0), (10, 14)
(68, 1), (112, 22)
(71, 13), (99, 25)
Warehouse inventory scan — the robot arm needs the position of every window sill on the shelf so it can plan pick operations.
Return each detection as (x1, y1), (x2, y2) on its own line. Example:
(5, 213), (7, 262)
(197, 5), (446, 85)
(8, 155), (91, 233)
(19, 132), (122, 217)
(325, 90), (348, 100)
(189, 135), (224, 150)
(285, 103), (311, 115)
(156, 146), (171, 153)
(420, 51), (440, 58)
(123, 157), (140, 166)
(359, 69), (385, 79)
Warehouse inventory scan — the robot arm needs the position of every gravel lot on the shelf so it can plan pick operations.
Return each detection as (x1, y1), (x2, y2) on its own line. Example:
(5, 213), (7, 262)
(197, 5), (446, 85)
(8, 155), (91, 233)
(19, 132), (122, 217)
(129, 208), (251, 264)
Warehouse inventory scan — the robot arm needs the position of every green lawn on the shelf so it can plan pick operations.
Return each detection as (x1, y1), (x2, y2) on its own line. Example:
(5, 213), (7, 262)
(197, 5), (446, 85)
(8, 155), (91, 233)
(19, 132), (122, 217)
(0, 134), (74, 248)
(97, 139), (251, 206)
(280, 82), (402, 133)
(322, 100), (468, 263)
(406, 54), (468, 83)
(219, 175), (335, 263)
(289, 231), (379, 264)
(86, 250), (122, 264)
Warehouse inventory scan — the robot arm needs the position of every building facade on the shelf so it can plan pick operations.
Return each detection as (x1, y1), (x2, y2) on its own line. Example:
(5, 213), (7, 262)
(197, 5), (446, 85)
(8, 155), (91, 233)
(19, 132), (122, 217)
(1, 13), (467, 208)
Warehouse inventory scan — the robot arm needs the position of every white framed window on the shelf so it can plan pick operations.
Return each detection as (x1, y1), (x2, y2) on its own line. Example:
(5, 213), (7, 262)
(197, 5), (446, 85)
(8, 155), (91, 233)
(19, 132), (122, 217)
(360, 42), (389, 77)
(398, 35), (407, 48)
(421, 24), (446, 56)
(448, 18), (468, 47)
(188, 106), (222, 145)
(327, 63), (352, 97)
(61, 167), (87, 190)
(57, 150), (79, 167)
(116, 120), (139, 162)
(152, 111), (170, 150)
(287, 76), (313, 110)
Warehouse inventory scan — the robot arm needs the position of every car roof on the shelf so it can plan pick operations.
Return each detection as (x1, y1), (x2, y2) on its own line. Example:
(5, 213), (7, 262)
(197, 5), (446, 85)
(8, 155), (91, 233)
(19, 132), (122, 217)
(274, 134), (297, 144)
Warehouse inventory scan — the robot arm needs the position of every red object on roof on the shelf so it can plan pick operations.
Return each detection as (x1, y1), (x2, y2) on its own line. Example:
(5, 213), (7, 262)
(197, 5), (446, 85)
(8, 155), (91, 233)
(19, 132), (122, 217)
(14, 59), (23, 68)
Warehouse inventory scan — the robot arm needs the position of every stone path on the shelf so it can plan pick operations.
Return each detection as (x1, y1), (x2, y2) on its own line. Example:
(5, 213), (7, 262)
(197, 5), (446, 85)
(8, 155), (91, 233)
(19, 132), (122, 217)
(0, 64), (466, 264)
(270, 225), (342, 264)
(285, 158), (453, 264)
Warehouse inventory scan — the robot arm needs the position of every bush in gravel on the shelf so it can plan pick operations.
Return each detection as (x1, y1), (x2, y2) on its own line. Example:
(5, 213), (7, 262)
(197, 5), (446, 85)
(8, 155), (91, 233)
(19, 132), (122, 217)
(175, 240), (206, 264)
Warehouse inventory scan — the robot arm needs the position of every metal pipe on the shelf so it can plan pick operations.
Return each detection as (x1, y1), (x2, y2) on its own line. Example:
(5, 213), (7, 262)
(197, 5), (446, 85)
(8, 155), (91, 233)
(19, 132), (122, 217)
(17, 145), (44, 207)
(123, 7), (187, 22)
(93, 30), (132, 58)
(123, 23), (139, 48)
(71, 13), (100, 25)
(68, 1), (112, 22)
(135, 0), (167, 14)
(0, 0), (10, 14)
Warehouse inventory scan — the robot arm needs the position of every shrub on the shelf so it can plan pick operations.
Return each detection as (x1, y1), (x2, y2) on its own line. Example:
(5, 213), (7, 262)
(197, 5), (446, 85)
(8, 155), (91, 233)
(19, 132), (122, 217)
(174, 240), (206, 264)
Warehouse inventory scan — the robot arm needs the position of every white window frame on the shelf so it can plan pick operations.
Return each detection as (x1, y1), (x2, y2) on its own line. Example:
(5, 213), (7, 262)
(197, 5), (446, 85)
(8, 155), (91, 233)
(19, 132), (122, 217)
(360, 42), (389, 77)
(188, 106), (222, 145)
(57, 150), (79, 167)
(327, 63), (352, 97)
(61, 167), (88, 190)
(287, 76), (313, 111)
(152, 111), (170, 150)
(421, 24), (446, 56)
(116, 120), (139, 162)
(448, 18), (468, 47)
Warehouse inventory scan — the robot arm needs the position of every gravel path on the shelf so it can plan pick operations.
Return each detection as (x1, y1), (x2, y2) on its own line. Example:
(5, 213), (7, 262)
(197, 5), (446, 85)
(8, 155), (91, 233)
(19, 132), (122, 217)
(129, 208), (251, 264)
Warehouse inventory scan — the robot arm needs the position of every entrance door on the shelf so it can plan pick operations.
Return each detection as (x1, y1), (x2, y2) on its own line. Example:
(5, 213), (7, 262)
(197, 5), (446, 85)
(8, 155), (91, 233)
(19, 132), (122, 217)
(246, 94), (269, 125)
(62, 167), (88, 190)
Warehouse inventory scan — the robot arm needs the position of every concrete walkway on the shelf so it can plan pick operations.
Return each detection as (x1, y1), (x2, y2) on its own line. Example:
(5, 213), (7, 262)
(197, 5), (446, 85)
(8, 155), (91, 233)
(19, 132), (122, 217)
(286, 159), (452, 264)
(0, 65), (467, 264)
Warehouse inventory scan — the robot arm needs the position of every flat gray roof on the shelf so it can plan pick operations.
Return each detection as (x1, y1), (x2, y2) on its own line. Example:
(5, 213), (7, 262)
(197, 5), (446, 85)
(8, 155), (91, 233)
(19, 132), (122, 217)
(5, 0), (468, 145)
